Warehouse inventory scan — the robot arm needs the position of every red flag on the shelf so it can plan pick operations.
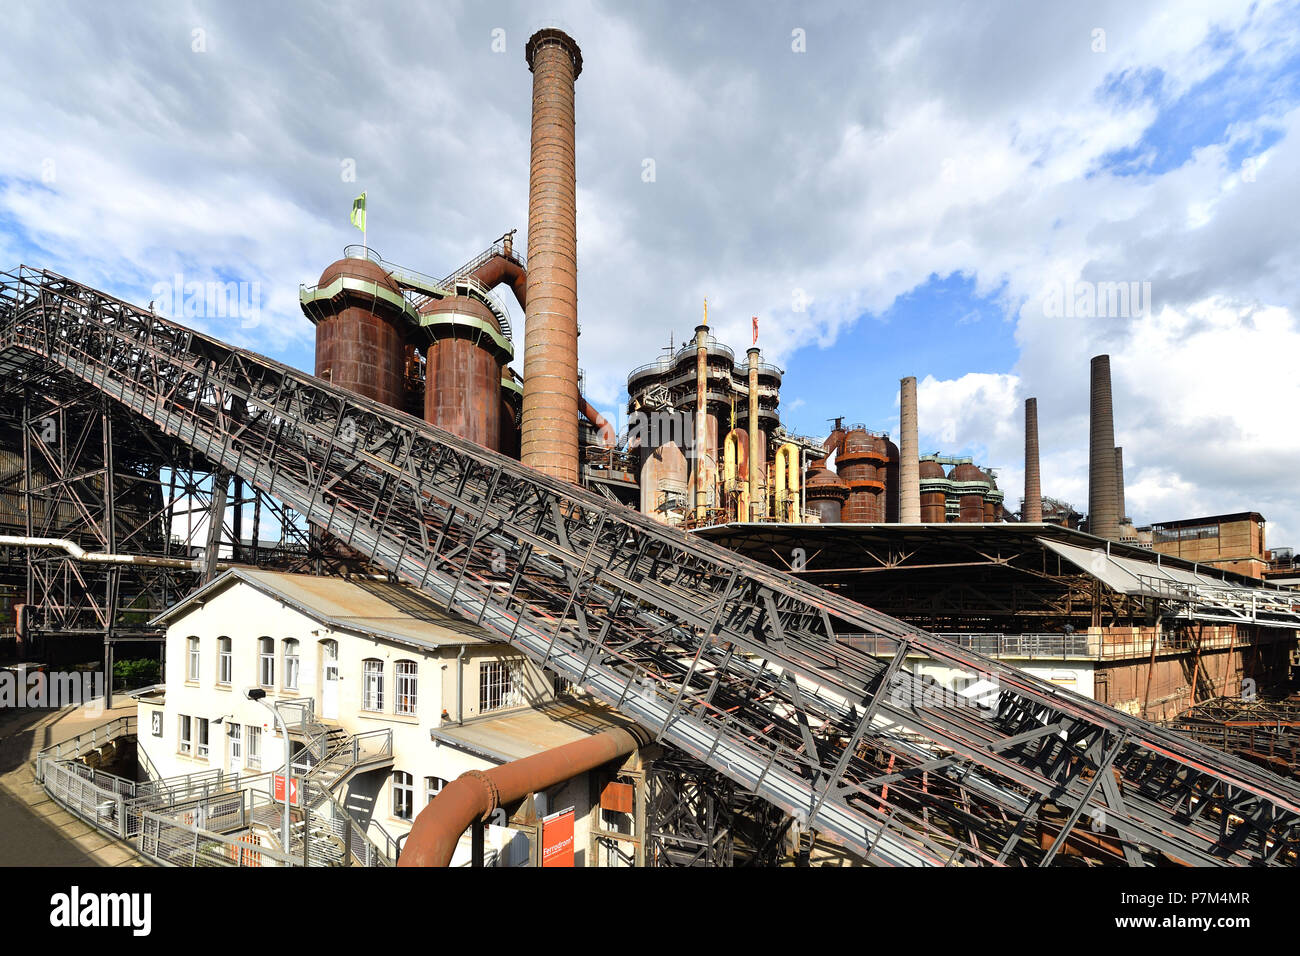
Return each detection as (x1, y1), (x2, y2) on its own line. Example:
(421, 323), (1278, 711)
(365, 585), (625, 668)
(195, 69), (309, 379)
(752, 316), (758, 345)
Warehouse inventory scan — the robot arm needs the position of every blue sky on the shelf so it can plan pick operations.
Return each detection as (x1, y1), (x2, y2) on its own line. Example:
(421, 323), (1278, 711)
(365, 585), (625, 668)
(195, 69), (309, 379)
(2, 0), (1298, 542)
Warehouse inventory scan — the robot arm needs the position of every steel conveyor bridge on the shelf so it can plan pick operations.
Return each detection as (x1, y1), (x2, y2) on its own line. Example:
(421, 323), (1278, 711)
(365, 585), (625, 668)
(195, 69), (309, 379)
(2, 265), (1298, 867)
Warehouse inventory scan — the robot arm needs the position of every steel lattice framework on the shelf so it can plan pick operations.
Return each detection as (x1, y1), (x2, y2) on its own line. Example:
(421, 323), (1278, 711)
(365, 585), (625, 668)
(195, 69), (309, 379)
(2, 265), (1299, 866)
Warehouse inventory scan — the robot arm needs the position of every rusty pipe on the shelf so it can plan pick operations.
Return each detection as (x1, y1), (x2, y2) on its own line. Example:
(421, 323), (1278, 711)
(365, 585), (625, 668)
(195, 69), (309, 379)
(580, 394), (617, 450)
(398, 725), (642, 867)
(470, 254), (528, 312)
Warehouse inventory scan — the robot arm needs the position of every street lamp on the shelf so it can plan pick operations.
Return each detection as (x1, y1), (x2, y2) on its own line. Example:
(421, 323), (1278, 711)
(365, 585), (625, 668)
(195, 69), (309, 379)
(247, 688), (290, 854)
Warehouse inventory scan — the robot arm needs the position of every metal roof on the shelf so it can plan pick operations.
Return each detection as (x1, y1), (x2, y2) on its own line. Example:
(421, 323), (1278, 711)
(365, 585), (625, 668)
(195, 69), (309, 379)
(429, 699), (637, 764)
(150, 568), (493, 651)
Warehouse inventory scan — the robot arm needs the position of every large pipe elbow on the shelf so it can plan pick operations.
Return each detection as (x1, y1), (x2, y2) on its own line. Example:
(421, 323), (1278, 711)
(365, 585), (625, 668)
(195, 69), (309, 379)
(398, 726), (642, 867)
(580, 395), (617, 450)
(471, 255), (528, 312)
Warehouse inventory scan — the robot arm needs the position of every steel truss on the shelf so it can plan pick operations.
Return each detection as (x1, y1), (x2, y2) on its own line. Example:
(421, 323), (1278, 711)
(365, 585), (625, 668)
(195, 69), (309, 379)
(647, 750), (788, 866)
(2, 266), (1300, 866)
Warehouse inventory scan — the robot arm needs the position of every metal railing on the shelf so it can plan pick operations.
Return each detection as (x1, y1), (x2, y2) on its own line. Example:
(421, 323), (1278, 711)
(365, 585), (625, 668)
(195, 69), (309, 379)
(34, 714), (135, 782)
(139, 809), (298, 868)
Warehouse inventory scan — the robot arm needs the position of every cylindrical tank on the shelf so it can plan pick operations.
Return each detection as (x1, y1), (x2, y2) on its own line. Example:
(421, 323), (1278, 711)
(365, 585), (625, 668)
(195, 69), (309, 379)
(500, 371), (522, 459)
(640, 441), (689, 524)
(919, 459), (948, 522)
(949, 462), (988, 523)
(883, 437), (900, 522)
(805, 463), (849, 523)
(838, 427), (887, 523)
(420, 295), (506, 452)
(307, 256), (409, 410)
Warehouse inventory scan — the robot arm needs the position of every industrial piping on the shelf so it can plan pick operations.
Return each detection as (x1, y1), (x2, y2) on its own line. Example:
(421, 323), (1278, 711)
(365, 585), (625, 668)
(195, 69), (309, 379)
(397, 725), (643, 867)
(899, 376), (920, 523)
(521, 29), (583, 484)
(1088, 355), (1120, 540)
(0, 535), (218, 571)
(580, 395), (617, 449)
(1023, 397), (1042, 522)
(1114, 446), (1127, 522)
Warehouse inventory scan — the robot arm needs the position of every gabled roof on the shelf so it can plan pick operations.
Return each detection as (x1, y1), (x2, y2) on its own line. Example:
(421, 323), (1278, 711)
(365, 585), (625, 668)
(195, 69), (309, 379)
(150, 568), (492, 651)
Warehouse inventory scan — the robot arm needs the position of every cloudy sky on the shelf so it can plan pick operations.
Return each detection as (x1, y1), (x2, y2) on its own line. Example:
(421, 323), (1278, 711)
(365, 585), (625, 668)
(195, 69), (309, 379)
(2, 1), (1298, 542)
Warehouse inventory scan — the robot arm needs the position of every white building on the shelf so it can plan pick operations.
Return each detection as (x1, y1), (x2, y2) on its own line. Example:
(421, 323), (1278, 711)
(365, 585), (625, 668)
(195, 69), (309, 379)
(136, 568), (630, 865)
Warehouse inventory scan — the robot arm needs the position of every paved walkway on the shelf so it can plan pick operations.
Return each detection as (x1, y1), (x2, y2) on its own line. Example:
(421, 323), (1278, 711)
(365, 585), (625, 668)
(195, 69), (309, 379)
(0, 698), (148, 866)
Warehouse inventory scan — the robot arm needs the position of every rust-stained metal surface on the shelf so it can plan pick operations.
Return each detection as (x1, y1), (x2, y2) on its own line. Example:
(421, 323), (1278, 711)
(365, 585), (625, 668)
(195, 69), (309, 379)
(838, 426), (887, 523)
(311, 257), (408, 410)
(804, 461), (849, 523)
(639, 440), (688, 523)
(883, 437), (900, 523)
(1024, 397), (1043, 522)
(1089, 354), (1120, 539)
(919, 458), (948, 522)
(420, 295), (503, 451)
(521, 28), (582, 483)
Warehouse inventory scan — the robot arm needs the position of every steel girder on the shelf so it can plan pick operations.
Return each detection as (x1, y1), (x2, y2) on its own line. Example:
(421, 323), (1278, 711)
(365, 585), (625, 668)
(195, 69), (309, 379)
(2, 266), (1299, 866)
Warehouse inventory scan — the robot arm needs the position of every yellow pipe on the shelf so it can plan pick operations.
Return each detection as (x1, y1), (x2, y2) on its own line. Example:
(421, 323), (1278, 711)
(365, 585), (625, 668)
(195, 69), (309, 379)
(724, 430), (749, 522)
(774, 443), (800, 522)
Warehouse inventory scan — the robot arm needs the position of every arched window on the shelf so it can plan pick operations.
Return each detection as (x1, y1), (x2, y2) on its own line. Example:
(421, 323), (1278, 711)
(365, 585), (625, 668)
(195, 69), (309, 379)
(187, 636), (200, 682)
(392, 771), (414, 821)
(363, 659), (384, 711)
(258, 637), (275, 688)
(283, 639), (300, 691)
(217, 637), (232, 685)
(395, 660), (417, 716)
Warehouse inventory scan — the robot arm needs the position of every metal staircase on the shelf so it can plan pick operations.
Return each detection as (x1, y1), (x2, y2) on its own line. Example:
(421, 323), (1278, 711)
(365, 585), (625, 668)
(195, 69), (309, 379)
(2, 265), (1299, 866)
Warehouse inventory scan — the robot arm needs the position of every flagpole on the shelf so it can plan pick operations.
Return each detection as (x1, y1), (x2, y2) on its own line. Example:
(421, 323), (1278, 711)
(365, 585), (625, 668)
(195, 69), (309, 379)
(363, 191), (367, 253)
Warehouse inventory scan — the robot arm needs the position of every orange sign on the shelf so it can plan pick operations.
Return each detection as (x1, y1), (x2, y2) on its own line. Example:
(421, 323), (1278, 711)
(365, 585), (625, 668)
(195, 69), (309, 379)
(541, 807), (575, 867)
(273, 774), (300, 806)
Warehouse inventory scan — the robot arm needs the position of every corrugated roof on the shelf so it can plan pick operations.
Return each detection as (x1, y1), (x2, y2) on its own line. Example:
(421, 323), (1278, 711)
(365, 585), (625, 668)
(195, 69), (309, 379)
(151, 568), (493, 650)
(430, 699), (637, 764)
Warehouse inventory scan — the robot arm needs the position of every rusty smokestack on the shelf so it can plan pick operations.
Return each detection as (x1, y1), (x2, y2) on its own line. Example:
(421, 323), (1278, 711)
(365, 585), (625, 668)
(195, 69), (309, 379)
(1088, 355), (1120, 540)
(521, 29), (583, 483)
(748, 347), (762, 520)
(899, 376), (920, 523)
(1024, 397), (1042, 522)
(1115, 446), (1126, 522)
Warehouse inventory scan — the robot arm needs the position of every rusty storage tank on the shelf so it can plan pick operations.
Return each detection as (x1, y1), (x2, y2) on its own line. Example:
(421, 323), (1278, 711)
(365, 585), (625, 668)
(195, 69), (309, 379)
(883, 437), (900, 522)
(804, 460), (849, 523)
(500, 369), (523, 459)
(949, 462), (988, 523)
(837, 427), (887, 523)
(419, 295), (514, 452)
(919, 459), (948, 522)
(302, 254), (412, 410)
(640, 441), (689, 525)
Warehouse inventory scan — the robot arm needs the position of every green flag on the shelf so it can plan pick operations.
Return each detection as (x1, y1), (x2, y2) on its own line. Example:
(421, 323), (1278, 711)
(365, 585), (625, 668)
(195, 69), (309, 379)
(350, 192), (366, 233)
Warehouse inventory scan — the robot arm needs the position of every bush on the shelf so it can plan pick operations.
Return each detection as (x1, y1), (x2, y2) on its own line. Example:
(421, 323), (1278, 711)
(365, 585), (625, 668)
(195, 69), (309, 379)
(113, 657), (160, 690)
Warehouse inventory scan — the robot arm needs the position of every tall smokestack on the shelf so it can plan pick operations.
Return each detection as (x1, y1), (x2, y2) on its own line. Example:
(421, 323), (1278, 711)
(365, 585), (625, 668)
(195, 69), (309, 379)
(521, 29), (583, 483)
(1023, 397), (1042, 522)
(899, 376), (920, 523)
(1088, 355), (1120, 540)
(748, 347), (762, 520)
(1114, 446), (1126, 522)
